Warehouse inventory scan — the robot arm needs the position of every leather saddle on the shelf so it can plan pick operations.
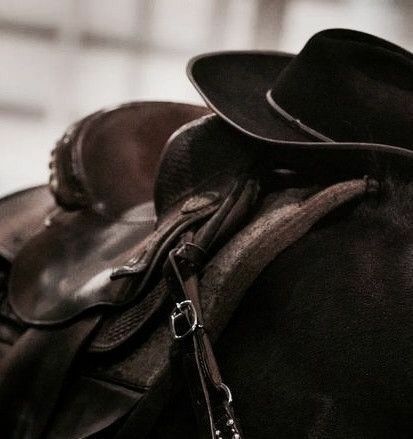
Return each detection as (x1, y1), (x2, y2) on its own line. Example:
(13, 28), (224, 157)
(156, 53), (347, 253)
(0, 101), (223, 437)
(0, 100), (273, 438)
(0, 100), (410, 439)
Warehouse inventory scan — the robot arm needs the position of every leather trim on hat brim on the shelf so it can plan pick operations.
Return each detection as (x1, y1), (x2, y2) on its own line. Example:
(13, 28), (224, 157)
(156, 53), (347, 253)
(187, 51), (413, 161)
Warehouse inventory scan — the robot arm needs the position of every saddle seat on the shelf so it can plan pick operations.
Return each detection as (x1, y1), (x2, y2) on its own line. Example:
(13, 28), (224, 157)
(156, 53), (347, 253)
(0, 101), (222, 438)
(8, 102), (210, 325)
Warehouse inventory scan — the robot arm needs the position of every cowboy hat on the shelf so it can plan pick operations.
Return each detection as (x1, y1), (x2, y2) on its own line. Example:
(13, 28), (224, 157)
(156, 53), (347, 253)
(188, 29), (413, 160)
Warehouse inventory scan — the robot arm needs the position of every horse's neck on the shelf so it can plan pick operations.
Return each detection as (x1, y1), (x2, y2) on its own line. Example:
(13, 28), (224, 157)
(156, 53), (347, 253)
(150, 179), (412, 438)
(214, 178), (413, 438)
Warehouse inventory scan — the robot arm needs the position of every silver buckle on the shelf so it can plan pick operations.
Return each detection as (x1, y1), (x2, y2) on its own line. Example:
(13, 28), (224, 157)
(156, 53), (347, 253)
(219, 382), (233, 405)
(170, 300), (198, 340)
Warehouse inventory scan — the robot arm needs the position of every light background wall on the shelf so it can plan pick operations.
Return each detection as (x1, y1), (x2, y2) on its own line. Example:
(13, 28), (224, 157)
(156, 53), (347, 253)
(0, 0), (411, 196)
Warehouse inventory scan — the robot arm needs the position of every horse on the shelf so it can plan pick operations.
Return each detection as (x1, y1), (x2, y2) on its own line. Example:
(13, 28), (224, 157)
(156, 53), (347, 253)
(149, 175), (412, 438)
(0, 101), (410, 439)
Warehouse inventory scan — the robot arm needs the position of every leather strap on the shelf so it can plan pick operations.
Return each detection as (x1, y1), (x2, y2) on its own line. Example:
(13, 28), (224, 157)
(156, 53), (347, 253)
(91, 179), (373, 437)
(160, 175), (257, 438)
(160, 173), (260, 439)
(0, 315), (100, 438)
(165, 236), (242, 439)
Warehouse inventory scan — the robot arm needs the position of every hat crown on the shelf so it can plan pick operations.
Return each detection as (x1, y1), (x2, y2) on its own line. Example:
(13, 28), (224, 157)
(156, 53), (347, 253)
(271, 29), (413, 148)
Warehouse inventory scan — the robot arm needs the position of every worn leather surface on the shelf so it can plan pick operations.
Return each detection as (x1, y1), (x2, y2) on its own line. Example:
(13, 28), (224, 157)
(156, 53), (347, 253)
(0, 185), (55, 262)
(8, 102), (210, 325)
(46, 376), (142, 438)
(9, 203), (155, 324)
(50, 101), (210, 214)
(0, 102), (214, 437)
(0, 108), (260, 439)
(0, 315), (100, 438)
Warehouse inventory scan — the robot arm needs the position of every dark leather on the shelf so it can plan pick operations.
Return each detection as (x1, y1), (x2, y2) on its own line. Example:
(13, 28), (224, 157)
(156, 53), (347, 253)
(86, 114), (261, 438)
(0, 185), (55, 262)
(0, 315), (100, 438)
(2, 99), (409, 438)
(0, 106), (259, 438)
(9, 205), (155, 324)
(50, 101), (210, 215)
(46, 376), (142, 438)
(9, 102), (210, 325)
(0, 101), (213, 438)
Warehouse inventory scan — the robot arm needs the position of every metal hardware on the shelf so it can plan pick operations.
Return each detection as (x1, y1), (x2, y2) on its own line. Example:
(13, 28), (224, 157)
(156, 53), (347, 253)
(170, 299), (198, 339)
(44, 207), (61, 227)
(219, 382), (233, 405)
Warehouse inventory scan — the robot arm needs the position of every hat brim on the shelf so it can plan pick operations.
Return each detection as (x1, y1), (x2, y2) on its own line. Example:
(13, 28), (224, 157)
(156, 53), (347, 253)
(187, 51), (316, 144)
(187, 51), (413, 166)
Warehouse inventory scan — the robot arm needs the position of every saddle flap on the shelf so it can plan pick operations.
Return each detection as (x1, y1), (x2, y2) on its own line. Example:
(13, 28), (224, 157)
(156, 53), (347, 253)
(46, 376), (142, 438)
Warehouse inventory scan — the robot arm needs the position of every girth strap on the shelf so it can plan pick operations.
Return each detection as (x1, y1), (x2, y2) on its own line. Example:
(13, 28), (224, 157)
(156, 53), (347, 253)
(0, 315), (100, 438)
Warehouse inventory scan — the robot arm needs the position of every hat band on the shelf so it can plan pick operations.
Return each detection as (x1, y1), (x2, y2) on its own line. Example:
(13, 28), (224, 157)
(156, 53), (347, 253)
(266, 90), (333, 143)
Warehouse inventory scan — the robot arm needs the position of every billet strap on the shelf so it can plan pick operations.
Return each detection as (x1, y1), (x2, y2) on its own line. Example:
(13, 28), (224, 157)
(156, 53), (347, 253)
(114, 175), (259, 437)
(164, 177), (258, 439)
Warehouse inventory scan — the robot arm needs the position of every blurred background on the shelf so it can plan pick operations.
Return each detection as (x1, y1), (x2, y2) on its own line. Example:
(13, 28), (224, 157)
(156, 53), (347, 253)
(0, 0), (412, 196)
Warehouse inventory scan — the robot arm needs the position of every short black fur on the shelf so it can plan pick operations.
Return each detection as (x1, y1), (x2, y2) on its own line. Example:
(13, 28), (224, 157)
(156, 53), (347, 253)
(150, 178), (413, 438)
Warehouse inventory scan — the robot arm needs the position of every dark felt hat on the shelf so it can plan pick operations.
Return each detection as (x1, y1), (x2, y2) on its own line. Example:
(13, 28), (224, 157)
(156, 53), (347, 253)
(188, 29), (413, 159)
